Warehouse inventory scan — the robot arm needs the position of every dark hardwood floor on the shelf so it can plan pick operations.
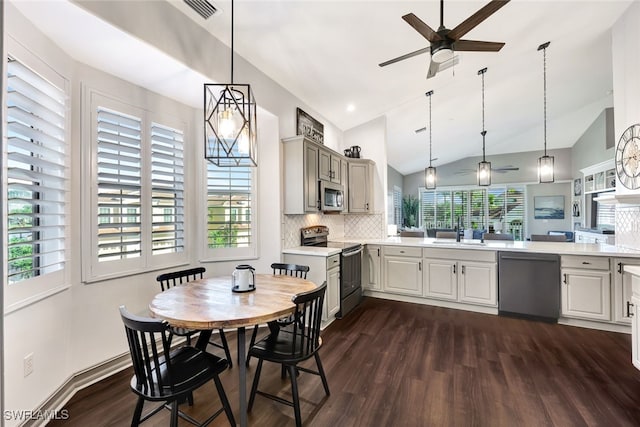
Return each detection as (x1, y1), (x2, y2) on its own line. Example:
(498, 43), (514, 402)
(50, 297), (640, 426)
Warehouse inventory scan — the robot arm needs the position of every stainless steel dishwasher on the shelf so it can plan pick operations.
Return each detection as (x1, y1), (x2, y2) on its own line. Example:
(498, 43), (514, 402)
(498, 251), (561, 322)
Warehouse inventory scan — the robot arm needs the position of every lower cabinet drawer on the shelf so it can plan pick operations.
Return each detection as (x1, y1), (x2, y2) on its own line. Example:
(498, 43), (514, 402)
(561, 255), (609, 270)
(383, 246), (422, 257)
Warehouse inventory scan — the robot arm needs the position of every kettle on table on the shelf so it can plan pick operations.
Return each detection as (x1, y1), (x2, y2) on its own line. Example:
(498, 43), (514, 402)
(232, 264), (255, 292)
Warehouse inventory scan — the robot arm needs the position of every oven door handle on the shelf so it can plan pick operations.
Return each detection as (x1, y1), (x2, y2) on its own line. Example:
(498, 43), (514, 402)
(342, 247), (363, 257)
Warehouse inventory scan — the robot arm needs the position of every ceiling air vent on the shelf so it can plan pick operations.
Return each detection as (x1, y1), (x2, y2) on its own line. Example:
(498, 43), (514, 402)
(184, 0), (218, 20)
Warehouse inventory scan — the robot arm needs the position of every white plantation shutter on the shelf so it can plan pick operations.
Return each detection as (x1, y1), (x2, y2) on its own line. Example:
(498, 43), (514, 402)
(151, 123), (184, 255)
(96, 107), (142, 262)
(393, 186), (402, 226)
(6, 58), (68, 284)
(207, 164), (252, 248)
(420, 186), (525, 239)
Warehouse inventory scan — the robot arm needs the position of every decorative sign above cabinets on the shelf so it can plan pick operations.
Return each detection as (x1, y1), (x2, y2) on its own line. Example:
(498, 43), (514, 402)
(296, 108), (324, 145)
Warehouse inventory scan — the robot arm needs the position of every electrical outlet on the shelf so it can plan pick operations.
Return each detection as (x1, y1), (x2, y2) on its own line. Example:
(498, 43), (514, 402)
(24, 353), (34, 377)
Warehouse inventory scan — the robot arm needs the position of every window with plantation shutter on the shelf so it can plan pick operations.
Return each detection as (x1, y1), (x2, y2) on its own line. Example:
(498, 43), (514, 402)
(85, 90), (189, 281)
(96, 107), (142, 262)
(206, 164), (253, 250)
(419, 185), (526, 239)
(151, 123), (184, 255)
(6, 57), (68, 285)
(392, 186), (402, 226)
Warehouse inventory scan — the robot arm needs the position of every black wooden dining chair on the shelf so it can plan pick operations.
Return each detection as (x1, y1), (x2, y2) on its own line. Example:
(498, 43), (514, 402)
(119, 306), (236, 427)
(156, 267), (233, 367)
(246, 263), (310, 367)
(247, 282), (329, 427)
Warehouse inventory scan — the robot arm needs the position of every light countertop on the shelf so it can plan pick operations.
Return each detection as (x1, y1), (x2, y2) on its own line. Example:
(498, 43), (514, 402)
(323, 236), (640, 258)
(282, 246), (342, 257)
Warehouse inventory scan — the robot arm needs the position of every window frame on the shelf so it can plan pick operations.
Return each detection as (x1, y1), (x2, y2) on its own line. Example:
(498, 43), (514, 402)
(3, 38), (71, 311)
(81, 88), (189, 282)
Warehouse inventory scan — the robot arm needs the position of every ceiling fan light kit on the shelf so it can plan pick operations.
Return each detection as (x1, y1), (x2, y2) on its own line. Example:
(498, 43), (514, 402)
(477, 67), (491, 187)
(424, 90), (437, 190)
(538, 41), (554, 183)
(379, 0), (510, 80)
(204, 0), (257, 167)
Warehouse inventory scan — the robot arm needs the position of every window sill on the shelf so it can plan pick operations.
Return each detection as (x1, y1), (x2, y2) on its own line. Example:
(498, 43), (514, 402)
(5, 283), (71, 315)
(83, 262), (190, 285)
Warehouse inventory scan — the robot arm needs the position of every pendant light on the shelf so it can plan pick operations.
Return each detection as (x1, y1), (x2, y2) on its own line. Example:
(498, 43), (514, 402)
(538, 41), (554, 182)
(477, 67), (491, 187)
(204, 0), (257, 167)
(424, 90), (437, 190)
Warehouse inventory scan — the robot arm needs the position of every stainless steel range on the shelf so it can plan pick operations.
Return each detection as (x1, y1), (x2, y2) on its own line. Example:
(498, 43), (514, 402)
(301, 226), (363, 318)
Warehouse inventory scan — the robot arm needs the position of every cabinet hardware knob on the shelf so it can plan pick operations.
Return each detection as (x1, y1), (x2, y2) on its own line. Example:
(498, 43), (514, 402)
(627, 301), (635, 317)
(377, 248), (380, 257)
(461, 265), (465, 274)
(453, 264), (457, 274)
(618, 262), (623, 274)
(563, 274), (567, 284)
(419, 262), (422, 271)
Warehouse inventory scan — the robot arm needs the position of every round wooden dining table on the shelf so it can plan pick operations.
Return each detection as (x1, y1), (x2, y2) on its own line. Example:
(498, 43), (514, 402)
(149, 273), (317, 427)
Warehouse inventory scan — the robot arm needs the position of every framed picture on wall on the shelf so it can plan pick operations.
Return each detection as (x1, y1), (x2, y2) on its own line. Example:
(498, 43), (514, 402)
(572, 200), (581, 217)
(534, 195), (565, 219)
(574, 178), (582, 196)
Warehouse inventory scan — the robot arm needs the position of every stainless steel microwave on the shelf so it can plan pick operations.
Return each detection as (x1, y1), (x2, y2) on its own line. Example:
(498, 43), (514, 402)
(320, 181), (344, 212)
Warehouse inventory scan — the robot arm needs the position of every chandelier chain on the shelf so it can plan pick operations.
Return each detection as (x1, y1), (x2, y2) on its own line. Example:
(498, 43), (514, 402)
(543, 44), (547, 155)
(231, 0), (234, 83)
(429, 94), (432, 166)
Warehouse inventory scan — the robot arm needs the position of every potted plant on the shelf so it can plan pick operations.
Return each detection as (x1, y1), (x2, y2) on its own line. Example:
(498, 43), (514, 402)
(402, 195), (419, 228)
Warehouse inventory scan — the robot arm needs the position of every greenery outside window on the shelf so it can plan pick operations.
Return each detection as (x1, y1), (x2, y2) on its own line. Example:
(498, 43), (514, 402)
(204, 163), (256, 260)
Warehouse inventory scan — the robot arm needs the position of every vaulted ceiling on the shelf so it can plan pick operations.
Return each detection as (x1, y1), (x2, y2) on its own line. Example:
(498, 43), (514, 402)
(13, 0), (634, 175)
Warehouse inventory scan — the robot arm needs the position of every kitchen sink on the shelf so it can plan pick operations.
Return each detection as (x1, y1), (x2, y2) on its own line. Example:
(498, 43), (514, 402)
(431, 240), (486, 247)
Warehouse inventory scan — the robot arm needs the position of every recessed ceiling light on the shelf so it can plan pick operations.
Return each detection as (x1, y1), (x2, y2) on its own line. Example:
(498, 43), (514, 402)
(346, 104), (355, 113)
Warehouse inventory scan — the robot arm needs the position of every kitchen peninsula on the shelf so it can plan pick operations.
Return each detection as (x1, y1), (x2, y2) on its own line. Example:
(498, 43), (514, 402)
(285, 237), (640, 336)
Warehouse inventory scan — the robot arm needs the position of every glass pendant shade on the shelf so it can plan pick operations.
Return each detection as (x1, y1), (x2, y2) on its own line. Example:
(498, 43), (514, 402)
(205, 83), (257, 166)
(538, 154), (555, 183)
(477, 160), (491, 186)
(425, 166), (437, 189)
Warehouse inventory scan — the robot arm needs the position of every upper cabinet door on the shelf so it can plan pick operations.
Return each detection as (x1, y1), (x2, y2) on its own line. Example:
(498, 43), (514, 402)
(304, 142), (320, 212)
(318, 148), (332, 182)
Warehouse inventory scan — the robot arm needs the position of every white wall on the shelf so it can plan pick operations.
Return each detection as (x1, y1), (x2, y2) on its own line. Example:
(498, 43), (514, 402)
(611, 1), (640, 251)
(526, 182), (573, 237)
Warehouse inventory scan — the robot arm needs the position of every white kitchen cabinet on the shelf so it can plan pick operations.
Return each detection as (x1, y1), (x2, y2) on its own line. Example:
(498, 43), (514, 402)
(348, 158), (375, 213)
(613, 258), (640, 324)
(282, 136), (321, 214)
(362, 244), (382, 291)
(283, 252), (340, 323)
(630, 272), (640, 371)
(561, 255), (611, 321)
(382, 246), (423, 296)
(326, 254), (341, 319)
(318, 147), (341, 184)
(424, 252), (497, 307)
(458, 261), (497, 306)
(574, 230), (615, 245)
(424, 259), (457, 301)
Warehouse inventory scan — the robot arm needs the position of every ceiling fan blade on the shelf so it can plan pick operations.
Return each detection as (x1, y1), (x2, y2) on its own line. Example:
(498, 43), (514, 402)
(453, 40), (505, 52)
(379, 46), (430, 67)
(402, 13), (442, 43)
(447, 0), (511, 41)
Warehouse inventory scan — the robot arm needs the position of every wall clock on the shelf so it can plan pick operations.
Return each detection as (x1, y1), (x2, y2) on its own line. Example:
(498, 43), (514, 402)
(615, 123), (640, 190)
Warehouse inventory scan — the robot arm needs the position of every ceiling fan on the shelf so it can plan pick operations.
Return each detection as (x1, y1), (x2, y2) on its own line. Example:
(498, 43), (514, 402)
(455, 165), (519, 175)
(379, 0), (510, 79)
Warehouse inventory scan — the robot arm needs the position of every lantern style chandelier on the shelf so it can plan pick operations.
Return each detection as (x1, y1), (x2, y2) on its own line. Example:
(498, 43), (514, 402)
(477, 67), (491, 186)
(538, 41), (554, 183)
(204, 0), (257, 166)
(424, 90), (437, 190)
